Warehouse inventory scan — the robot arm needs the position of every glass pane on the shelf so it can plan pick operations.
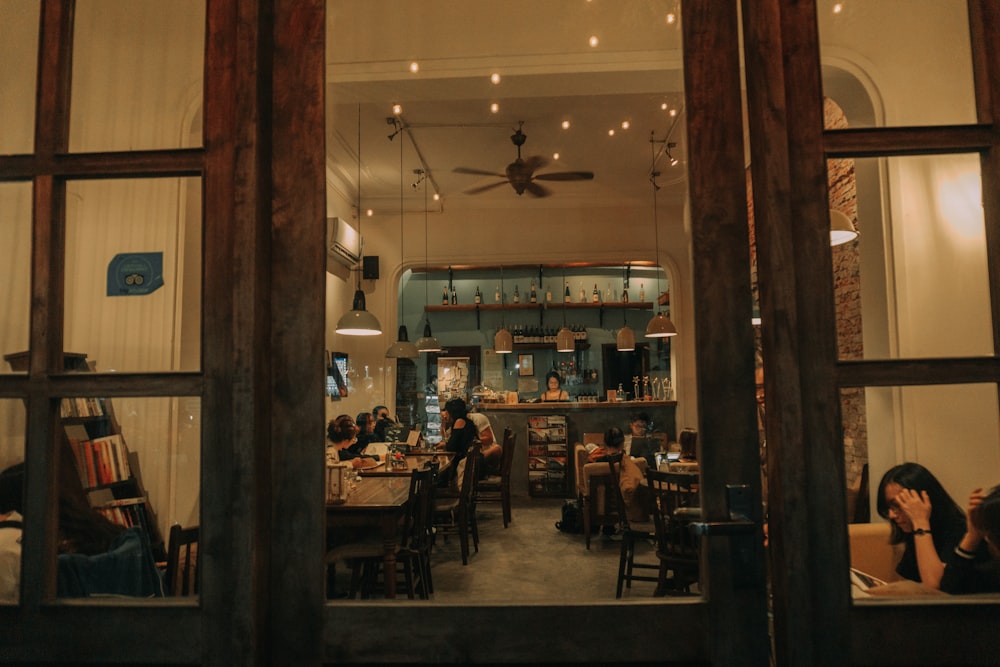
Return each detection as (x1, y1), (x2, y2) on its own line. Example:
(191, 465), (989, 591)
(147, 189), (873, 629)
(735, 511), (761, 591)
(843, 384), (1000, 590)
(59, 394), (200, 599)
(819, 0), (975, 128)
(69, 0), (205, 153)
(0, 182), (32, 374)
(834, 154), (992, 360)
(0, 1), (39, 154)
(64, 178), (202, 373)
(0, 399), (25, 605)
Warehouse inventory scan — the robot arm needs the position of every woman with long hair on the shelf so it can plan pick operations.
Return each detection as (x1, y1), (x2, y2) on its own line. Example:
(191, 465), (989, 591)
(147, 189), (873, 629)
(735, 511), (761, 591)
(876, 462), (966, 589)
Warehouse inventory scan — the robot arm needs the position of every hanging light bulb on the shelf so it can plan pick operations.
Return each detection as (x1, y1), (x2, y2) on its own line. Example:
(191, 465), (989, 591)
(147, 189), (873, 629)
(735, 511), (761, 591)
(829, 208), (859, 246)
(645, 133), (677, 340)
(386, 120), (418, 358)
(416, 169), (440, 353)
(495, 265), (513, 353)
(337, 106), (382, 336)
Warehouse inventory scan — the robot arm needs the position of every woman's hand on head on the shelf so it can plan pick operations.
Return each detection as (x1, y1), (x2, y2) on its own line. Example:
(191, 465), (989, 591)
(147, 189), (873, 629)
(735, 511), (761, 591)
(897, 487), (932, 530)
(967, 487), (986, 537)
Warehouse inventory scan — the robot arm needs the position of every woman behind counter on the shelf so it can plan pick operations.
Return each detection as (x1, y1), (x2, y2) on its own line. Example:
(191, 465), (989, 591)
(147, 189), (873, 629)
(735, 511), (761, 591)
(541, 370), (569, 402)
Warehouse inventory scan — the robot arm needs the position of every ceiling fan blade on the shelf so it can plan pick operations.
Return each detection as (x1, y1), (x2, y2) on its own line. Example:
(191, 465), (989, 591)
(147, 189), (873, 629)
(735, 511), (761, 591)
(533, 171), (595, 182)
(524, 182), (552, 198)
(463, 180), (509, 195)
(523, 155), (549, 172)
(453, 167), (506, 178)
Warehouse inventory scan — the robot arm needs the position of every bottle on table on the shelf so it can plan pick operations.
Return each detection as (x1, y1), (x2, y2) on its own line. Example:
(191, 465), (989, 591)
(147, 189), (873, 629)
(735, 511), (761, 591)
(564, 284), (571, 303)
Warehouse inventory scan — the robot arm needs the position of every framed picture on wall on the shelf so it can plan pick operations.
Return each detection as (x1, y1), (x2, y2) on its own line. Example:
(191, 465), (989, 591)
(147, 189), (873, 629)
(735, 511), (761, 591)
(518, 353), (534, 376)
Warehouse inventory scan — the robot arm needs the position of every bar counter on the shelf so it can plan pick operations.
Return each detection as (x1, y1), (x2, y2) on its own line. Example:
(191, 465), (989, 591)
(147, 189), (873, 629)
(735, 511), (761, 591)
(477, 400), (677, 499)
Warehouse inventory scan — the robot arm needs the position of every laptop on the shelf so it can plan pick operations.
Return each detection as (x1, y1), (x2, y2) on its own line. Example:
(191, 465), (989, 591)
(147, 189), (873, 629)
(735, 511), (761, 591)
(629, 436), (659, 469)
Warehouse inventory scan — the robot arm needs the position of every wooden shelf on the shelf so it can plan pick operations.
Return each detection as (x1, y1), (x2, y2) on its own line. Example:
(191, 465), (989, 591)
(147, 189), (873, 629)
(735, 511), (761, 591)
(512, 342), (590, 351)
(425, 301), (654, 313)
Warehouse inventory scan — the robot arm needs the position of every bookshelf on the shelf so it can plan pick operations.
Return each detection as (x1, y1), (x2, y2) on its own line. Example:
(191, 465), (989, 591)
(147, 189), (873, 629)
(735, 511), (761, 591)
(4, 351), (165, 557)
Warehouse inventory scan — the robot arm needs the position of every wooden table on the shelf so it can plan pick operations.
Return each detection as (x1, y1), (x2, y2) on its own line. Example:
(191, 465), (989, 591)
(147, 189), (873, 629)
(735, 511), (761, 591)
(359, 453), (453, 478)
(326, 476), (411, 598)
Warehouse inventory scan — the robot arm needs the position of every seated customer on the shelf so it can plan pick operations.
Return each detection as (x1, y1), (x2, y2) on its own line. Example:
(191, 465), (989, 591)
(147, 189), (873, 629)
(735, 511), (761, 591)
(438, 398), (481, 487)
(941, 484), (1000, 594)
(877, 462), (967, 590)
(351, 411), (378, 455)
(326, 415), (377, 469)
(467, 410), (501, 474)
(588, 427), (626, 463)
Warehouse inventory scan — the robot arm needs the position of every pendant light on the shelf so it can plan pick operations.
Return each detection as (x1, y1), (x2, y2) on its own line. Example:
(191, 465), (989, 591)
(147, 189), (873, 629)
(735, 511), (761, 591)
(336, 105), (382, 336)
(829, 208), (859, 246)
(494, 265), (513, 353)
(645, 133), (677, 338)
(616, 264), (636, 351)
(415, 170), (441, 353)
(555, 269), (575, 352)
(386, 120), (418, 358)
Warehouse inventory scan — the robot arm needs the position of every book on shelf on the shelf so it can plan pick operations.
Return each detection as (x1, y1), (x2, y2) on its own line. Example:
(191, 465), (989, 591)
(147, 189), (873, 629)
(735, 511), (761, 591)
(67, 433), (132, 489)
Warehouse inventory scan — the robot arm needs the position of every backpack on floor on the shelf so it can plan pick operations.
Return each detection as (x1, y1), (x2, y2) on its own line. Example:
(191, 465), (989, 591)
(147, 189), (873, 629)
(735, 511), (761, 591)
(555, 499), (583, 533)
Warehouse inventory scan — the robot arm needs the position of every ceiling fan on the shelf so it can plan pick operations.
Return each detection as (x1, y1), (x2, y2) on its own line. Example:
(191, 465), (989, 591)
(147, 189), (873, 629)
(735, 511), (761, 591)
(453, 122), (594, 198)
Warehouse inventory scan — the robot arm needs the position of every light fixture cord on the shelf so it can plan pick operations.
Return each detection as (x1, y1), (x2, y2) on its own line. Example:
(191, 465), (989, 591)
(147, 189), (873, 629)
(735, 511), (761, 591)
(423, 169), (430, 320)
(399, 123), (405, 316)
(650, 134), (663, 312)
(356, 104), (363, 291)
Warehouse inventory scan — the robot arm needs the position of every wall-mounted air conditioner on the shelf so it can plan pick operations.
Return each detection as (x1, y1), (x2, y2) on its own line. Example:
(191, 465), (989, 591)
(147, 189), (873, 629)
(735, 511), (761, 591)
(326, 217), (360, 271)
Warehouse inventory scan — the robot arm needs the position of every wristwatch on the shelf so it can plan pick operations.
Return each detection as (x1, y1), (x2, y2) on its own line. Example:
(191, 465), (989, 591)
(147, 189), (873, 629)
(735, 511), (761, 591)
(913, 528), (932, 536)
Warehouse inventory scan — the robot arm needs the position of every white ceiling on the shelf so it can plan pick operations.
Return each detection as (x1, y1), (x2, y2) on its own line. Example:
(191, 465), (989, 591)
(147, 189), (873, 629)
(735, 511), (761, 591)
(325, 0), (689, 218)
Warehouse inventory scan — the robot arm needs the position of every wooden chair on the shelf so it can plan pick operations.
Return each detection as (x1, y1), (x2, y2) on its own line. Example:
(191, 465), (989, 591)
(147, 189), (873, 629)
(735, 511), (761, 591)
(433, 444), (480, 565)
(326, 465), (436, 599)
(476, 427), (516, 527)
(605, 454), (659, 598)
(165, 523), (200, 596)
(679, 428), (698, 461)
(645, 468), (701, 595)
(582, 460), (616, 550)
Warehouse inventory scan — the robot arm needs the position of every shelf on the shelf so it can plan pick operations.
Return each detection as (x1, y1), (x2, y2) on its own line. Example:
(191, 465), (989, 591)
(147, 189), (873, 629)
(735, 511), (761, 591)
(512, 342), (590, 351)
(425, 301), (654, 313)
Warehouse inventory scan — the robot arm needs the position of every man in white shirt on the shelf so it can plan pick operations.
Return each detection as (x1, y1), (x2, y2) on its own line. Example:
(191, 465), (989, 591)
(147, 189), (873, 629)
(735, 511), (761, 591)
(468, 411), (501, 474)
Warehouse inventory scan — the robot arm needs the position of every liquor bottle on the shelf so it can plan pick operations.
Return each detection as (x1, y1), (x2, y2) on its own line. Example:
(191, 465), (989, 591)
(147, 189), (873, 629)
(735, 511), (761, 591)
(451, 286), (457, 305)
(495, 285), (501, 303)
(545, 285), (552, 302)
(474, 286), (482, 304)
(513, 285), (520, 303)
(592, 284), (600, 303)
(578, 282), (586, 302)
(442, 285), (449, 305)
(639, 282), (645, 302)
(606, 283), (613, 302)
(529, 280), (537, 303)
(622, 285), (629, 303)
(564, 284), (571, 303)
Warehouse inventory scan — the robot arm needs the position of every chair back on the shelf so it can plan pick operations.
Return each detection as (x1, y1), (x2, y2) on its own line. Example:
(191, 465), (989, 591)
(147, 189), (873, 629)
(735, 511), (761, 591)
(498, 428), (516, 483)
(584, 460), (623, 528)
(457, 443), (480, 503)
(165, 524), (200, 596)
(403, 466), (436, 552)
(679, 428), (698, 461)
(645, 469), (700, 562)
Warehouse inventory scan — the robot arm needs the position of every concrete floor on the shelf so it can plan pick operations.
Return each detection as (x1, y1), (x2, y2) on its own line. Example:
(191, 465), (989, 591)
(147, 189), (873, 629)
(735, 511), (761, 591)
(332, 496), (674, 602)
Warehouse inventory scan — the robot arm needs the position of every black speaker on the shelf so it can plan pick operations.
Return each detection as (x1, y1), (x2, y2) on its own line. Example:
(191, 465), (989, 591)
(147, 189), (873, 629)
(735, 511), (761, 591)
(362, 255), (379, 280)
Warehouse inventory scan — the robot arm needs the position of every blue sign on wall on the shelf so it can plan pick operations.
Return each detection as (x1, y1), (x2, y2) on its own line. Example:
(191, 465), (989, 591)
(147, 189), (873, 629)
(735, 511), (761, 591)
(106, 252), (164, 296)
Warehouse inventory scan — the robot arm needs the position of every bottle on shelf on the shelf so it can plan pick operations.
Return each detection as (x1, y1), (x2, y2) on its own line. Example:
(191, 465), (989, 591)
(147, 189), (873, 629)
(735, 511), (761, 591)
(545, 285), (552, 302)
(622, 285), (629, 303)
(442, 285), (449, 305)
(578, 282), (586, 302)
(474, 286), (482, 304)
(495, 285), (501, 303)
(529, 280), (537, 303)
(639, 282), (645, 302)
(513, 284), (520, 303)
(451, 286), (457, 305)
(605, 282), (613, 302)
(564, 284), (571, 303)
(592, 284), (600, 303)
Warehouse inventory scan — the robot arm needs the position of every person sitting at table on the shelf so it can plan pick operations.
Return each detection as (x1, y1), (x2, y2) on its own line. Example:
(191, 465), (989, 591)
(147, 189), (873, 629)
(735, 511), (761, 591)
(372, 405), (397, 442)
(467, 410), (501, 474)
(327, 415), (377, 469)
(588, 427), (626, 463)
(941, 484), (1000, 594)
(876, 462), (967, 590)
(540, 371), (569, 402)
(437, 398), (481, 488)
(351, 412), (378, 456)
